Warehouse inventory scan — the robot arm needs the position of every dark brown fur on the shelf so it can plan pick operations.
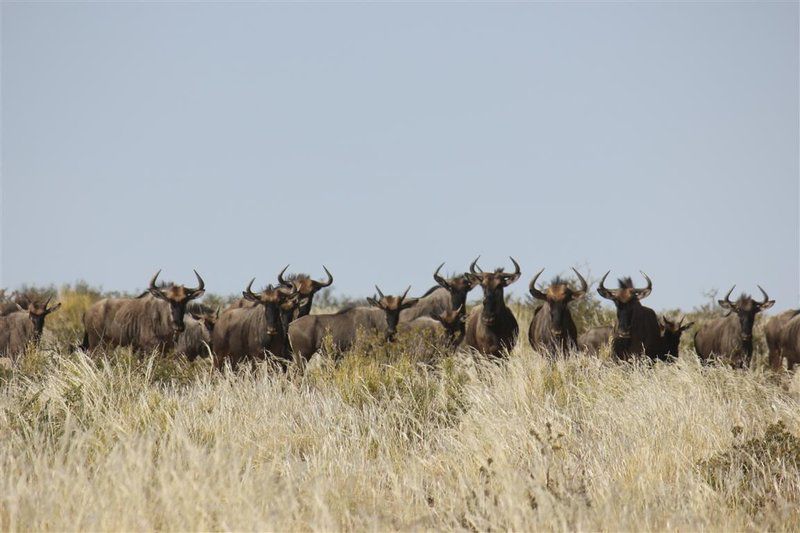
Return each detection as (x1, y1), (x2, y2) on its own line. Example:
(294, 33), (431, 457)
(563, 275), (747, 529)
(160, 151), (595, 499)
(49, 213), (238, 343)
(399, 263), (477, 322)
(765, 309), (800, 370)
(464, 257), (521, 357)
(597, 272), (661, 360)
(0, 299), (61, 358)
(527, 268), (588, 355)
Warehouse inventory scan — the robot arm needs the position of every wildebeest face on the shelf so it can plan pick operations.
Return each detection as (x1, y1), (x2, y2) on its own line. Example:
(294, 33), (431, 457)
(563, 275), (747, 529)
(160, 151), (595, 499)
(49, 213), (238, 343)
(190, 306), (220, 335)
(467, 257), (521, 317)
(243, 280), (297, 336)
(277, 265), (333, 317)
(597, 271), (652, 339)
(529, 268), (588, 337)
(718, 285), (774, 341)
(27, 298), (61, 337)
(660, 316), (694, 355)
(367, 286), (419, 340)
(431, 306), (466, 341)
(148, 270), (206, 333)
(433, 264), (478, 310)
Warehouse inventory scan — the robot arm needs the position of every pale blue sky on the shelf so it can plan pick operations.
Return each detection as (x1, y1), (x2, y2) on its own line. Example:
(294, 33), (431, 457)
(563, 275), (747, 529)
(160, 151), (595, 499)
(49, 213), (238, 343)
(2, 2), (798, 309)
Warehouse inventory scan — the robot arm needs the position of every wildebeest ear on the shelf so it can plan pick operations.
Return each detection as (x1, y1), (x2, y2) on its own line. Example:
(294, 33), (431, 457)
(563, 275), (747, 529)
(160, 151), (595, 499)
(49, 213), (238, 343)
(718, 299), (734, 310)
(759, 300), (775, 311)
(400, 298), (419, 310)
(680, 321), (695, 332)
(429, 313), (445, 325)
(149, 288), (168, 300)
(189, 310), (203, 320)
(242, 290), (260, 302)
(188, 289), (205, 301)
(366, 297), (381, 308)
(46, 302), (61, 315)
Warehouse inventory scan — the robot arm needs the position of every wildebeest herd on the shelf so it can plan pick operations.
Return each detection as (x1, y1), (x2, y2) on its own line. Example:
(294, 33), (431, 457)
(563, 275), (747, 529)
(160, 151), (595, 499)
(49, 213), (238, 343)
(1, 258), (798, 371)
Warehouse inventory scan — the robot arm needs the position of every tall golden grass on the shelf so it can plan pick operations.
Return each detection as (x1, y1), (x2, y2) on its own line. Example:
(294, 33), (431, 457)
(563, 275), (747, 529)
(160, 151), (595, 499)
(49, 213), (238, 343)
(0, 286), (797, 530)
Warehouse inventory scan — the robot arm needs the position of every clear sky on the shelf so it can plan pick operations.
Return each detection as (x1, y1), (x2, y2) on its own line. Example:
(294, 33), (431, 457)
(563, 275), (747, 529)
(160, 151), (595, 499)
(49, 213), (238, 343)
(2, 2), (798, 310)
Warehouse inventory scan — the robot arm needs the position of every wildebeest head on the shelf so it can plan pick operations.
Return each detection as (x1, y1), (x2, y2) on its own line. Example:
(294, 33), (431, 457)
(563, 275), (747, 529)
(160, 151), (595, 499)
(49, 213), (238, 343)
(277, 265), (333, 317)
(597, 271), (652, 339)
(718, 285), (774, 342)
(367, 286), (419, 340)
(188, 303), (220, 335)
(660, 315), (694, 356)
(26, 297), (61, 338)
(467, 257), (521, 320)
(431, 305), (467, 344)
(529, 268), (588, 338)
(243, 279), (297, 336)
(148, 270), (206, 333)
(433, 263), (478, 310)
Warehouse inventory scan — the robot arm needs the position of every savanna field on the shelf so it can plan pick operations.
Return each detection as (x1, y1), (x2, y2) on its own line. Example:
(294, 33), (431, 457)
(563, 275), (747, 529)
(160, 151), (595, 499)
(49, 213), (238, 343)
(1, 285), (799, 531)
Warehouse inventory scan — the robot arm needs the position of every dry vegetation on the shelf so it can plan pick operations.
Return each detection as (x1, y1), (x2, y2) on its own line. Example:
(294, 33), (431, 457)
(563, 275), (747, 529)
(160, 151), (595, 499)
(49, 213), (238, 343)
(0, 286), (798, 531)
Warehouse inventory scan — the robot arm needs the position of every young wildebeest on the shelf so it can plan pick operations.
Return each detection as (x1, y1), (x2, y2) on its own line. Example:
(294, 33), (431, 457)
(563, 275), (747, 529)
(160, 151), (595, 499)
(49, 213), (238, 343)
(399, 263), (476, 322)
(398, 306), (467, 348)
(658, 316), (694, 360)
(527, 268), (588, 354)
(0, 298), (61, 358)
(81, 270), (205, 354)
(174, 303), (219, 362)
(288, 286), (419, 367)
(765, 309), (800, 370)
(596, 272), (661, 360)
(212, 280), (297, 371)
(577, 326), (613, 354)
(464, 257), (521, 357)
(694, 285), (774, 368)
(777, 312), (800, 371)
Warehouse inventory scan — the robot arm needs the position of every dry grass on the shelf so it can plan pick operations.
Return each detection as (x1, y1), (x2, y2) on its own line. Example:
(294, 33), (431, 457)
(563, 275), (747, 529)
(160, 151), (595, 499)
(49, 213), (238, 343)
(0, 337), (798, 531)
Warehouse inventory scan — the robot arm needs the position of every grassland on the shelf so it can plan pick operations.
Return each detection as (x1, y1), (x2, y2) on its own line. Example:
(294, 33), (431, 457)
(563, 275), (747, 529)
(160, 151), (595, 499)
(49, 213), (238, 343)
(0, 286), (798, 531)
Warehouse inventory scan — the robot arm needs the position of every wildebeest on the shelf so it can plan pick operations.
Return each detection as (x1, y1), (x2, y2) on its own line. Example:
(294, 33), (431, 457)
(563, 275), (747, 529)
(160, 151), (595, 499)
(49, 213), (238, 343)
(464, 257), (521, 357)
(212, 280), (297, 370)
(288, 286), (419, 367)
(277, 265), (333, 319)
(527, 268), (588, 354)
(597, 272), (661, 360)
(658, 316), (694, 360)
(777, 312), (800, 371)
(399, 263), (476, 322)
(694, 285), (774, 368)
(577, 326), (613, 354)
(81, 270), (206, 353)
(0, 298), (61, 358)
(398, 306), (466, 348)
(174, 304), (219, 362)
(765, 309), (800, 370)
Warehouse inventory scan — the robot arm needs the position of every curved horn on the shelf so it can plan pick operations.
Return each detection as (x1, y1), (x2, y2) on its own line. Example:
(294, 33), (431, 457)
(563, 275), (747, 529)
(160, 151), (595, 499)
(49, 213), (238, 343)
(190, 269), (205, 293)
(571, 268), (589, 297)
(723, 285), (736, 306)
(149, 270), (163, 291)
(528, 268), (547, 300)
(244, 278), (259, 299)
(629, 270), (653, 300)
(374, 285), (386, 300)
(469, 256), (483, 274)
(315, 265), (333, 288)
(597, 271), (614, 300)
(757, 285), (770, 306)
(433, 262), (450, 289)
(399, 285), (411, 303)
(500, 256), (521, 285)
(277, 265), (292, 288)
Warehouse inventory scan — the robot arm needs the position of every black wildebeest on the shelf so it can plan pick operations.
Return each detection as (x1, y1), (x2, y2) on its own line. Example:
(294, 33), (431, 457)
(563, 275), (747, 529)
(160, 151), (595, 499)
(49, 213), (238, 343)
(398, 306), (467, 348)
(464, 257), (521, 357)
(765, 309), (800, 370)
(288, 286), (419, 367)
(399, 263), (476, 322)
(0, 298), (61, 358)
(174, 304), (219, 362)
(527, 268), (588, 354)
(81, 270), (205, 353)
(694, 286), (774, 368)
(577, 326), (613, 354)
(597, 271), (661, 360)
(777, 312), (800, 371)
(277, 265), (333, 319)
(658, 316), (694, 360)
(212, 280), (297, 370)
